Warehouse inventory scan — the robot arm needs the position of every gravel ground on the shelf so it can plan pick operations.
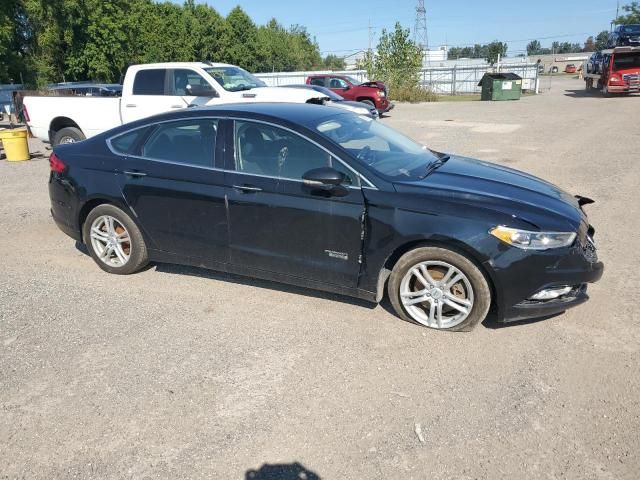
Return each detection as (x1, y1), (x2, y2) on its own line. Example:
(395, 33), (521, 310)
(1, 76), (639, 479)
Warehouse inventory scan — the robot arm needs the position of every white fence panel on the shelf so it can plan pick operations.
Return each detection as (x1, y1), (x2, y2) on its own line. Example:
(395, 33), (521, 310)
(255, 64), (539, 95)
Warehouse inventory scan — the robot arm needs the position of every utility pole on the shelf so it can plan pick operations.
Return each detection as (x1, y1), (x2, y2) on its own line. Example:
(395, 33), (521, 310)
(368, 18), (373, 54)
(414, 1), (428, 64)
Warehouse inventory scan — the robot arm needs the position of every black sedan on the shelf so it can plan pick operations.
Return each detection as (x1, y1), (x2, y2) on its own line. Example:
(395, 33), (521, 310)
(49, 104), (603, 331)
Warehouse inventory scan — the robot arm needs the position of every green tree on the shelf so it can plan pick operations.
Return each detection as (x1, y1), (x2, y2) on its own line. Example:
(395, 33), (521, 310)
(359, 22), (435, 101)
(527, 40), (541, 56)
(615, 2), (640, 24)
(595, 31), (609, 51)
(226, 6), (258, 71)
(584, 36), (595, 52)
(322, 54), (346, 70)
(485, 41), (507, 64)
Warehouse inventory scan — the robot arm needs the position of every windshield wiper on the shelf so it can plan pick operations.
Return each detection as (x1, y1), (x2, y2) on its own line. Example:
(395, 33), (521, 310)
(419, 155), (450, 179)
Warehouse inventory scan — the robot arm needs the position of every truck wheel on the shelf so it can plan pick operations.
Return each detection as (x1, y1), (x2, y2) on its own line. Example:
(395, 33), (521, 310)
(359, 99), (375, 108)
(53, 127), (85, 145)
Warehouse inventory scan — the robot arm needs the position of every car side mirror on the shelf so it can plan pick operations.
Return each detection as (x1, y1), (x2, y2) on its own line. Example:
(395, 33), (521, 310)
(343, 85), (351, 91)
(186, 84), (218, 97)
(302, 167), (346, 189)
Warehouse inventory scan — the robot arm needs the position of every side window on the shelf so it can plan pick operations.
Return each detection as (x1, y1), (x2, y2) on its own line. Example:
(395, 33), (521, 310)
(132, 69), (166, 95)
(171, 69), (214, 96)
(330, 158), (360, 187)
(234, 121), (358, 185)
(310, 77), (326, 87)
(110, 127), (149, 155)
(329, 77), (348, 89)
(141, 119), (217, 167)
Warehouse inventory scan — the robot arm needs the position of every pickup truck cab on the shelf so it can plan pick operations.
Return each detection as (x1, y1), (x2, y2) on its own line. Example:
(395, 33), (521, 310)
(584, 47), (640, 95)
(305, 74), (393, 114)
(23, 62), (327, 145)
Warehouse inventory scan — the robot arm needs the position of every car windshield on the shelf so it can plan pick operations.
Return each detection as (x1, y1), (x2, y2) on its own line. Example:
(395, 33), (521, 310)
(613, 53), (640, 69)
(203, 66), (266, 92)
(315, 114), (439, 180)
(621, 25), (640, 33)
(344, 76), (362, 86)
(312, 86), (344, 101)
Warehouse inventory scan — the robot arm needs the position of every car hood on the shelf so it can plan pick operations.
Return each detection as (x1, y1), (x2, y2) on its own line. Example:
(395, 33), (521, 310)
(393, 155), (585, 230)
(220, 86), (328, 103)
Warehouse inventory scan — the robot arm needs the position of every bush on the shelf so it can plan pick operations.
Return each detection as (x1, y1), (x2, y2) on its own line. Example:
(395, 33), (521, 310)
(390, 85), (437, 102)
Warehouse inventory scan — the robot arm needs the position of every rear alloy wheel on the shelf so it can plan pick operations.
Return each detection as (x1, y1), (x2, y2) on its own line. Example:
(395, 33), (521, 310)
(388, 247), (491, 331)
(83, 204), (148, 275)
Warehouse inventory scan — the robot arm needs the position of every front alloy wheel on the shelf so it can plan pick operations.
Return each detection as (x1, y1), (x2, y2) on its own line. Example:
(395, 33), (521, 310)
(388, 247), (491, 331)
(399, 261), (474, 329)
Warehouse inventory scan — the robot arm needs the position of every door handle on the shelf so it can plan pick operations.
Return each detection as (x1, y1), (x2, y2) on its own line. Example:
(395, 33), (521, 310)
(125, 104), (137, 108)
(123, 170), (147, 177)
(232, 184), (262, 193)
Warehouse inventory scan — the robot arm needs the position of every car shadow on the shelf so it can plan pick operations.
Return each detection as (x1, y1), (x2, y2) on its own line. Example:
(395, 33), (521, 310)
(245, 462), (321, 479)
(482, 311), (564, 329)
(153, 262), (377, 310)
(564, 89), (600, 98)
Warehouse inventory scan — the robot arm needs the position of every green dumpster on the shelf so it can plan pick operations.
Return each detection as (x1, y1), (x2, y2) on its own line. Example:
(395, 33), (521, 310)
(478, 73), (522, 101)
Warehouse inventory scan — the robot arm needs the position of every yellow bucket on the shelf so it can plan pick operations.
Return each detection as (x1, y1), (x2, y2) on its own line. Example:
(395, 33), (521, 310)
(0, 128), (30, 162)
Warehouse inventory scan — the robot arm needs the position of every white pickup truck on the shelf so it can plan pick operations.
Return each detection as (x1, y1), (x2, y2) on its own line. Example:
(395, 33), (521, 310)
(23, 62), (328, 145)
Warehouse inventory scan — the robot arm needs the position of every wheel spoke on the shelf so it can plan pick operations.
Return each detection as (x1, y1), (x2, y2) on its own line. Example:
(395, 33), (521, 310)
(428, 301), (437, 326)
(412, 268), (432, 288)
(419, 265), (438, 286)
(401, 288), (428, 299)
(113, 244), (127, 264)
(100, 245), (112, 260)
(440, 266), (455, 286)
(91, 227), (109, 243)
(117, 232), (130, 244)
(436, 301), (443, 328)
(444, 273), (463, 289)
(442, 296), (469, 314)
(445, 292), (472, 307)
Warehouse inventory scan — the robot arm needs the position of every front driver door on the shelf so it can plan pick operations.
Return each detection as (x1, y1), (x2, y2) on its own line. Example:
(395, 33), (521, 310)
(225, 119), (365, 287)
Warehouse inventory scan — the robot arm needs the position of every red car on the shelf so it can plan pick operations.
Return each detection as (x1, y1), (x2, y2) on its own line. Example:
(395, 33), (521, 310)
(305, 74), (393, 114)
(565, 64), (577, 74)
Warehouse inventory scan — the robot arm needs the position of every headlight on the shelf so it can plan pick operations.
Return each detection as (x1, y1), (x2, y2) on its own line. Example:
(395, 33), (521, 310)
(378, 90), (386, 97)
(490, 226), (576, 250)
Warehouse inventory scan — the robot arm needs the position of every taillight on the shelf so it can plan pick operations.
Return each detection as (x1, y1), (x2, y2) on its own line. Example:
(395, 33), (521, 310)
(22, 104), (30, 122)
(49, 152), (66, 173)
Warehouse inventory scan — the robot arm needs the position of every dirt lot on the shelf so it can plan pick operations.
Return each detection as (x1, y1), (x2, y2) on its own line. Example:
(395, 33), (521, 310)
(1, 76), (639, 479)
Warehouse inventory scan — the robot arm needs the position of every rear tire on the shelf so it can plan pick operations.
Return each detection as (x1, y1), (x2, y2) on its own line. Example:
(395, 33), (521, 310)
(83, 204), (148, 275)
(53, 127), (85, 145)
(388, 247), (491, 332)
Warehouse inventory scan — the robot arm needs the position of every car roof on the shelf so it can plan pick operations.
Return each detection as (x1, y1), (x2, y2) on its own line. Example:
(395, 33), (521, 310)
(130, 62), (234, 70)
(106, 103), (352, 138)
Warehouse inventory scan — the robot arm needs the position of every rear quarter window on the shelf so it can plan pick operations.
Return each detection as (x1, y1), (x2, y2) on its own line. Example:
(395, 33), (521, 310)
(109, 127), (149, 155)
(133, 69), (166, 95)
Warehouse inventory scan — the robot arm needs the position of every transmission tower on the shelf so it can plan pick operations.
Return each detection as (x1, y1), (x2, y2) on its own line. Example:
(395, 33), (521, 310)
(414, 0), (428, 52)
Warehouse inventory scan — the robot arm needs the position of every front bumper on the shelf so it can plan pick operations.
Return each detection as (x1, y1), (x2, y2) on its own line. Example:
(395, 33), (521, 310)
(379, 102), (395, 114)
(485, 236), (604, 323)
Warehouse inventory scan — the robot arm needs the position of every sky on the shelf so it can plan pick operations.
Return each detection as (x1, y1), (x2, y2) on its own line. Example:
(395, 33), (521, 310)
(191, 0), (622, 57)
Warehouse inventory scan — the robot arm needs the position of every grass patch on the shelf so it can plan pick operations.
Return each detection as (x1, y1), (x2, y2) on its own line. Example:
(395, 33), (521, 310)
(390, 85), (438, 102)
(435, 94), (481, 102)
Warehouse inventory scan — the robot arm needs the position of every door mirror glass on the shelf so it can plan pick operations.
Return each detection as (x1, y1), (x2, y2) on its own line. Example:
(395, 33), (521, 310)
(302, 167), (346, 188)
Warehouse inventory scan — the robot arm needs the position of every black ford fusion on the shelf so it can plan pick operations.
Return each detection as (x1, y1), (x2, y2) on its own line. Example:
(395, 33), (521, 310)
(49, 103), (603, 331)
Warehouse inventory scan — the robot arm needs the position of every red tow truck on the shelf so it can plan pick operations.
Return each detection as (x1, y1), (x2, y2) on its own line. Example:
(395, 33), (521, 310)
(584, 46), (640, 95)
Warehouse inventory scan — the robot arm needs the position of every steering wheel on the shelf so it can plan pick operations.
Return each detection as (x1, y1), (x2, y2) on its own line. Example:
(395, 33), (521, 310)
(356, 145), (375, 165)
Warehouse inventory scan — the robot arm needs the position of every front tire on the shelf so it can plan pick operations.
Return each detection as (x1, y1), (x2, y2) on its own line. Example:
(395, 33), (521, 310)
(388, 247), (491, 332)
(83, 204), (148, 275)
(360, 99), (376, 108)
